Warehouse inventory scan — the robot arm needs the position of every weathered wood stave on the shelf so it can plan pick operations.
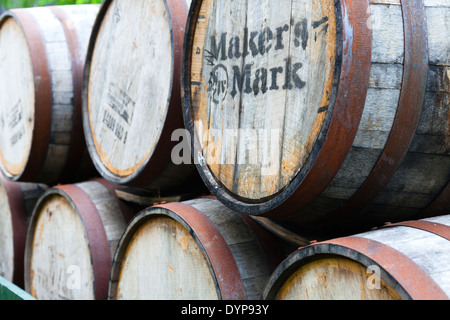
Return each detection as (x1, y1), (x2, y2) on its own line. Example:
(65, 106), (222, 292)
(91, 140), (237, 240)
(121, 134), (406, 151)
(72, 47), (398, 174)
(82, 0), (202, 194)
(0, 5), (99, 185)
(0, 174), (47, 289)
(24, 179), (134, 300)
(262, 214), (450, 300)
(109, 197), (285, 300)
(182, 0), (450, 234)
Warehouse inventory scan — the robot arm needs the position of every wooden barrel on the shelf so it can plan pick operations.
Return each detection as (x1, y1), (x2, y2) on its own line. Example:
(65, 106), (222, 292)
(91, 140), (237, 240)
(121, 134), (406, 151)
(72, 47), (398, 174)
(24, 179), (135, 300)
(0, 5), (99, 185)
(182, 0), (450, 233)
(109, 197), (285, 300)
(0, 175), (46, 288)
(82, 0), (200, 193)
(262, 215), (450, 300)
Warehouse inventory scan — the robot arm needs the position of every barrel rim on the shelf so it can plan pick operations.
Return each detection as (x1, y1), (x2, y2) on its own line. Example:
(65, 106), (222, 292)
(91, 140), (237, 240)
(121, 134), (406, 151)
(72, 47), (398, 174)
(262, 234), (450, 300)
(181, 0), (371, 217)
(109, 199), (247, 300)
(0, 9), (52, 182)
(262, 242), (409, 300)
(82, 0), (186, 187)
(24, 183), (112, 300)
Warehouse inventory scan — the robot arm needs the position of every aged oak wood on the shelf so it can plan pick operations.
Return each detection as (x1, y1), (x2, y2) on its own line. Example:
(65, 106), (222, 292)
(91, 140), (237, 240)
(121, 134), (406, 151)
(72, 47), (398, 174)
(262, 215), (450, 300)
(185, 0), (338, 200)
(109, 197), (284, 300)
(182, 0), (449, 234)
(0, 5), (99, 185)
(24, 179), (134, 300)
(83, 0), (200, 194)
(0, 174), (46, 288)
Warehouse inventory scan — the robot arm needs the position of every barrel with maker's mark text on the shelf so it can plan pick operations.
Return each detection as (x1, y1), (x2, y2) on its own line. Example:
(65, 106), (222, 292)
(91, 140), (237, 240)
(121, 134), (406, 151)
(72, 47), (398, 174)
(83, 0), (202, 194)
(182, 0), (450, 235)
(0, 5), (99, 185)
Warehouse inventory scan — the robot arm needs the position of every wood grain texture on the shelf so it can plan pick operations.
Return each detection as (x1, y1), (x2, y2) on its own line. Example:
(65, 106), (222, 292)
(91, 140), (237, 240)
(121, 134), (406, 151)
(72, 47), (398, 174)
(109, 198), (284, 300)
(27, 193), (95, 300)
(294, 0), (450, 232)
(0, 176), (46, 287)
(187, 0), (337, 201)
(24, 180), (131, 300)
(263, 215), (450, 300)
(116, 216), (219, 300)
(0, 16), (34, 178)
(84, 0), (196, 193)
(0, 5), (99, 185)
(275, 256), (402, 300)
(87, 0), (173, 177)
(183, 0), (449, 231)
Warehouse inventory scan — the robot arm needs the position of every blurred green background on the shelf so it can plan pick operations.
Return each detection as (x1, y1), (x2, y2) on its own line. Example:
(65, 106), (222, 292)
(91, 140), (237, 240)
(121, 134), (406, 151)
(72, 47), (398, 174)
(1, 0), (102, 11)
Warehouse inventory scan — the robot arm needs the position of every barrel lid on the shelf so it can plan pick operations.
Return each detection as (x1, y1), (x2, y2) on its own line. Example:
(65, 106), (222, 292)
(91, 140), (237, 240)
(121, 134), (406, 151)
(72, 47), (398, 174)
(184, 0), (340, 204)
(262, 234), (450, 300)
(84, 0), (181, 184)
(0, 13), (36, 180)
(24, 189), (96, 300)
(24, 181), (123, 300)
(110, 201), (248, 300)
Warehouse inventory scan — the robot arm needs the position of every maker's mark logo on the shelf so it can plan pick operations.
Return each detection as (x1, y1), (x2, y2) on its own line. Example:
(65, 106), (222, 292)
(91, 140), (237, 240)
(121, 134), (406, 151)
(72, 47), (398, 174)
(203, 16), (331, 106)
(207, 63), (228, 105)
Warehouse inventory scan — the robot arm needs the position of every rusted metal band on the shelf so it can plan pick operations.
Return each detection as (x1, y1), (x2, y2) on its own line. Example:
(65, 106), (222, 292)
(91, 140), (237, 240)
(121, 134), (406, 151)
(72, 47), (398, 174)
(49, 6), (87, 183)
(7, 9), (52, 182)
(324, 236), (449, 300)
(156, 202), (246, 300)
(56, 184), (111, 300)
(383, 220), (450, 241)
(1, 177), (27, 288)
(418, 181), (450, 219)
(266, 0), (372, 218)
(327, 0), (429, 221)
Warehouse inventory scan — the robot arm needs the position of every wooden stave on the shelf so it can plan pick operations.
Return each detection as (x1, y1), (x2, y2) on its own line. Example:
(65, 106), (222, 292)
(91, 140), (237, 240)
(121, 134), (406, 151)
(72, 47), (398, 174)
(0, 6), (99, 185)
(82, 0), (199, 193)
(292, 0), (450, 234)
(24, 179), (134, 300)
(109, 197), (284, 300)
(262, 215), (450, 300)
(182, 0), (449, 233)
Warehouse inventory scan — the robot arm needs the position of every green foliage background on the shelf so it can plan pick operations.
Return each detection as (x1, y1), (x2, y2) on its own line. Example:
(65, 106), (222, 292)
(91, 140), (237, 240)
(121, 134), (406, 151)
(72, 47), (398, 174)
(1, 0), (102, 10)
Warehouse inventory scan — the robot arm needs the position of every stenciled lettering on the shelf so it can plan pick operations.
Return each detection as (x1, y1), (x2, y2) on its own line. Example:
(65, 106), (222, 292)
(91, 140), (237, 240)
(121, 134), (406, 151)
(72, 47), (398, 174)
(102, 109), (128, 144)
(204, 17), (322, 102)
(7, 99), (26, 147)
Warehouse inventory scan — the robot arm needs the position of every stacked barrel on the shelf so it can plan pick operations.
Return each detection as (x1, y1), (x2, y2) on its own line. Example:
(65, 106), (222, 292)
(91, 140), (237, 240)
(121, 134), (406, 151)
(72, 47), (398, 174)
(0, 0), (448, 301)
(0, 4), (101, 297)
